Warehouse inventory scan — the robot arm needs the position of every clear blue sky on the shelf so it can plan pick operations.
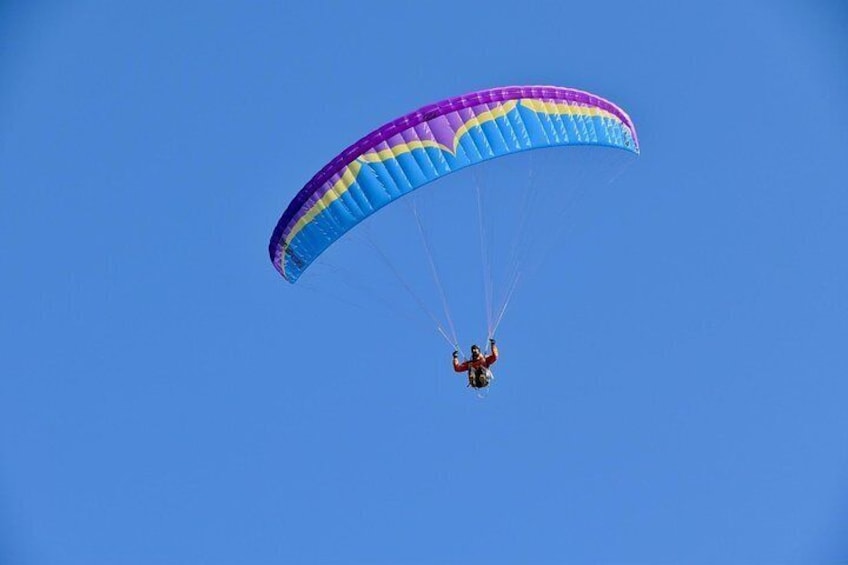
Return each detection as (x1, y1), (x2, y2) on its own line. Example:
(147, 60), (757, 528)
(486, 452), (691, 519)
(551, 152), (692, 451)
(2, 1), (847, 563)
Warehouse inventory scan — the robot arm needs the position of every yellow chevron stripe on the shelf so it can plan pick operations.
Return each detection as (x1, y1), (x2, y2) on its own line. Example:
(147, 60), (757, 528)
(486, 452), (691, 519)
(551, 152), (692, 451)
(285, 98), (616, 252)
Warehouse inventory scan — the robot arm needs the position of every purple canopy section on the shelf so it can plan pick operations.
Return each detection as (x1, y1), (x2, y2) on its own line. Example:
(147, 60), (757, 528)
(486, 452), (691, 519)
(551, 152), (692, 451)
(269, 85), (638, 269)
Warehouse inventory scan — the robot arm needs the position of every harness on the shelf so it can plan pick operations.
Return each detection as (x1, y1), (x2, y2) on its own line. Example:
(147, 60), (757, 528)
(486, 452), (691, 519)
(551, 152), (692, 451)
(468, 363), (493, 388)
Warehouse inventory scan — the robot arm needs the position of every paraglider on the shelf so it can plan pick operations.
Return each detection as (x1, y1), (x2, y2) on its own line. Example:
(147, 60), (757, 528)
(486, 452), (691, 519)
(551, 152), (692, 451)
(268, 85), (639, 389)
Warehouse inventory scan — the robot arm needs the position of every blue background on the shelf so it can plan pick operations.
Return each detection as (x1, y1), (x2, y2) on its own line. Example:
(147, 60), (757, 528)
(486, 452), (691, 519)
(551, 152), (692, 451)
(2, 1), (847, 563)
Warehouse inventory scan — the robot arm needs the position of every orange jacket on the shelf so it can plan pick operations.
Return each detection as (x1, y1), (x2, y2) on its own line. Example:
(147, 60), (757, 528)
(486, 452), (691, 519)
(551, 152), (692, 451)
(453, 344), (498, 373)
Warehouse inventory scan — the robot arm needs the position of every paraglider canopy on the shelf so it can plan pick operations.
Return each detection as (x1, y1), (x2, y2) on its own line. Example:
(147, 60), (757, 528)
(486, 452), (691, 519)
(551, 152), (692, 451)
(269, 85), (639, 283)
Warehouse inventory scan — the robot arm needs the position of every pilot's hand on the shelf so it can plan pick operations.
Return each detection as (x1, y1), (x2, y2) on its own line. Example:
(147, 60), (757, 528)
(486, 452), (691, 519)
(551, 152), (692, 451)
(452, 350), (459, 359)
